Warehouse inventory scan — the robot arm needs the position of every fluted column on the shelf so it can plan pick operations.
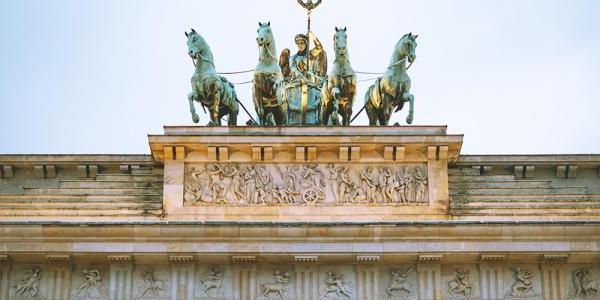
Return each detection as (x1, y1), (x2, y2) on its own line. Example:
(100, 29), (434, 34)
(169, 256), (195, 300)
(108, 255), (133, 300)
(46, 255), (72, 300)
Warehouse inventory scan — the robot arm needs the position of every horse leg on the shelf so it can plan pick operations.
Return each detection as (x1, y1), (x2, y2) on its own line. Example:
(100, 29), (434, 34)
(404, 92), (414, 124)
(228, 109), (237, 126)
(365, 88), (377, 126)
(331, 87), (341, 125)
(188, 92), (200, 123)
(211, 92), (221, 126)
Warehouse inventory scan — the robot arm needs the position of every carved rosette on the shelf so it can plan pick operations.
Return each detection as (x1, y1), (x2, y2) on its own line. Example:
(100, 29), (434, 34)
(183, 163), (428, 206)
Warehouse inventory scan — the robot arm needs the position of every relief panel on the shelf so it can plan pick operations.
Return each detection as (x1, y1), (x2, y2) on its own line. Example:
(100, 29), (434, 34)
(184, 163), (428, 206)
(71, 265), (109, 300)
(379, 265), (417, 300)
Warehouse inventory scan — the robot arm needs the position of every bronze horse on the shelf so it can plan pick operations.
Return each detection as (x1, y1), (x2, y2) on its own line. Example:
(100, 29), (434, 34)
(253, 22), (287, 125)
(321, 27), (356, 126)
(364, 33), (417, 125)
(186, 29), (239, 126)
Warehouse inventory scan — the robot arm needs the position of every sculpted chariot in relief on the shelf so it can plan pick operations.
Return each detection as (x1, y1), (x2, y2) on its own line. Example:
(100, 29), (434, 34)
(184, 163), (428, 206)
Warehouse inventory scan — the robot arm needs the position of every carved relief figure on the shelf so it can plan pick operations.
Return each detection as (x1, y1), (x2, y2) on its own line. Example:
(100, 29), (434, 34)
(360, 166), (377, 203)
(262, 270), (290, 299)
(12, 267), (41, 297)
(76, 269), (102, 298)
(321, 271), (352, 299)
(569, 267), (599, 298)
(141, 269), (164, 297)
(447, 268), (473, 297)
(413, 167), (428, 203)
(199, 267), (224, 297)
(387, 267), (413, 298)
(508, 267), (535, 297)
(184, 164), (428, 206)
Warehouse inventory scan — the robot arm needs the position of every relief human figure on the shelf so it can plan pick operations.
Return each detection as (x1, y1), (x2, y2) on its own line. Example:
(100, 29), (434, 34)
(141, 269), (164, 297)
(262, 270), (290, 299)
(447, 268), (473, 297)
(387, 267), (413, 298)
(383, 168), (398, 203)
(199, 267), (224, 297)
(243, 166), (259, 204)
(185, 166), (213, 203)
(321, 271), (352, 299)
(13, 267), (41, 297)
(360, 166), (377, 203)
(337, 166), (352, 204)
(413, 167), (428, 203)
(76, 269), (102, 297)
(508, 267), (535, 297)
(569, 267), (599, 297)
(326, 164), (340, 203)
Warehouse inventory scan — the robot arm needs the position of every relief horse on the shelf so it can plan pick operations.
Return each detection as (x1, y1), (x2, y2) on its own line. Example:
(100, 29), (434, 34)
(186, 28), (239, 126)
(253, 22), (287, 125)
(364, 33), (417, 125)
(321, 27), (356, 126)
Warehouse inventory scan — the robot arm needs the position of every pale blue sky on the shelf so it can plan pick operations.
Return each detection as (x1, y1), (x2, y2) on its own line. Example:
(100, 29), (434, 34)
(0, 0), (599, 154)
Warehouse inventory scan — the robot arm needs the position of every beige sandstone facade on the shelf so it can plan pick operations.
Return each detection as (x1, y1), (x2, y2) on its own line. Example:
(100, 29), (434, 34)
(1, 126), (599, 300)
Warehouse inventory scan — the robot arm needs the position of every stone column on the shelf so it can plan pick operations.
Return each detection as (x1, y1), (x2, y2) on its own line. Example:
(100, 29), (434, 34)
(169, 256), (195, 300)
(0, 255), (10, 300)
(294, 256), (319, 300)
(478, 262), (505, 300)
(46, 255), (72, 300)
(541, 263), (566, 300)
(232, 256), (257, 300)
(108, 255), (133, 300)
(356, 256), (380, 300)
(417, 256), (443, 300)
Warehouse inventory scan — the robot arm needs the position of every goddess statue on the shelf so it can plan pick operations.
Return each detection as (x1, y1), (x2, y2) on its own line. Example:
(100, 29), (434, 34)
(280, 31), (327, 125)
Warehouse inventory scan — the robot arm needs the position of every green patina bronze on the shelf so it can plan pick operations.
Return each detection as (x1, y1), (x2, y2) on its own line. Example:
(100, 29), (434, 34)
(185, 29), (239, 126)
(364, 33), (418, 126)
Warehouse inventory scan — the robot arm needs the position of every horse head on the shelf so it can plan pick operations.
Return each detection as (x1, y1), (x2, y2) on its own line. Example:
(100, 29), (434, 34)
(399, 32), (418, 63)
(334, 26), (348, 57)
(256, 22), (274, 48)
(185, 28), (204, 59)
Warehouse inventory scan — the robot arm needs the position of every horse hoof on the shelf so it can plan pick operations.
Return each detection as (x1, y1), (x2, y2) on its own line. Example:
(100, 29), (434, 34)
(192, 114), (200, 124)
(406, 114), (413, 124)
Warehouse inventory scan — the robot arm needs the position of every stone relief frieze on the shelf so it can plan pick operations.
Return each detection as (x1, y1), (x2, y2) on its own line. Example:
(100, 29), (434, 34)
(184, 163), (428, 206)
(260, 270), (291, 299)
(507, 267), (537, 298)
(140, 269), (165, 297)
(568, 267), (599, 299)
(11, 267), (41, 298)
(447, 268), (473, 298)
(320, 271), (353, 299)
(198, 266), (225, 298)
(75, 269), (103, 298)
(387, 267), (413, 299)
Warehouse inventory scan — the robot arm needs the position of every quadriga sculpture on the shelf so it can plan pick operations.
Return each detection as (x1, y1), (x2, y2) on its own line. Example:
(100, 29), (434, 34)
(185, 29), (239, 126)
(253, 22), (287, 126)
(364, 32), (417, 125)
(321, 27), (356, 126)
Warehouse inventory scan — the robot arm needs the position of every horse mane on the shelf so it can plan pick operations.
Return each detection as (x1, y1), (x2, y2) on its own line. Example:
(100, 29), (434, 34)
(191, 32), (214, 63)
(389, 34), (411, 67)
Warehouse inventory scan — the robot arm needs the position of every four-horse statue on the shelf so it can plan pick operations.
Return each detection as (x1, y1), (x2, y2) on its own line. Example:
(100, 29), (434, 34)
(321, 27), (356, 126)
(253, 22), (287, 126)
(364, 32), (417, 125)
(185, 28), (239, 126)
(185, 26), (418, 127)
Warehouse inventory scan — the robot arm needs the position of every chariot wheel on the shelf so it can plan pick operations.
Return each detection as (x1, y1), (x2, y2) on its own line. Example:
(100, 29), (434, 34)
(302, 188), (320, 204)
